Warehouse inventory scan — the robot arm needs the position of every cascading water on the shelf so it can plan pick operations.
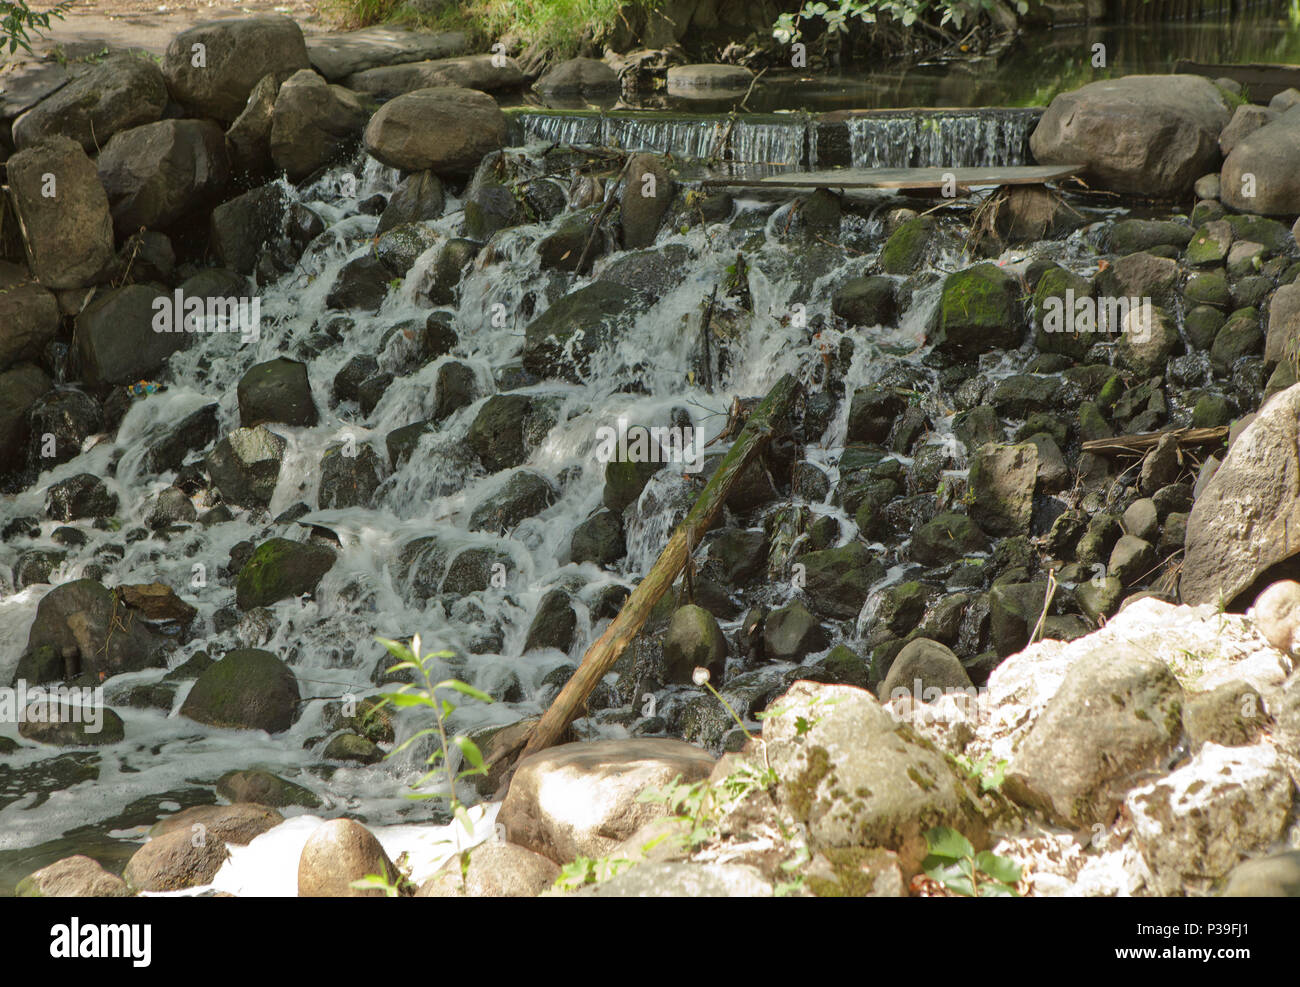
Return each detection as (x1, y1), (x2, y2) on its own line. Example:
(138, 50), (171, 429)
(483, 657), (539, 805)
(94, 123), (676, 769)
(832, 108), (1042, 169)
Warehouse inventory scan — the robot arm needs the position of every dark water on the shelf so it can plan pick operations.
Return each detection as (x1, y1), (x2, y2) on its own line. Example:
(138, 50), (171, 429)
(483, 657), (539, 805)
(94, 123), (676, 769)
(505, 17), (1300, 113)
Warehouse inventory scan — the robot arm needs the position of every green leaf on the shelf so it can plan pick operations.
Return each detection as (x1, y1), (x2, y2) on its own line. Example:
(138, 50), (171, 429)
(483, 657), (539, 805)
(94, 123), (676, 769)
(375, 637), (414, 663)
(435, 679), (495, 704)
(451, 735), (487, 773)
(975, 851), (1022, 886)
(924, 826), (974, 861)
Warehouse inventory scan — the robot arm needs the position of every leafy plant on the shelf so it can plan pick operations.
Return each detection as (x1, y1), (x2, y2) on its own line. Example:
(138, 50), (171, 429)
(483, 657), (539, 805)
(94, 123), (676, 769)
(553, 854), (635, 891)
(951, 752), (1008, 793)
(922, 826), (1021, 896)
(2, 0), (71, 55)
(774, 0), (1031, 44)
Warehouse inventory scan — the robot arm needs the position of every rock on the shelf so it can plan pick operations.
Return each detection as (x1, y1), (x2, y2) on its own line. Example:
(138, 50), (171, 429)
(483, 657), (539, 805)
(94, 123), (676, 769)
(26, 388), (103, 471)
(621, 153), (673, 249)
(150, 803), (283, 845)
(363, 86), (506, 176)
(1030, 75), (1231, 197)
(45, 473), (117, 520)
(523, 589), (577, 654)
(0, 262), (59, 373)
(180, 647), (300, 732)
(325, 253), (389, 312)
(237, 358), (318, 427)
(879, 216), (937, 274)
(1117, 305), (1178, 377)
(1097, 250), (1179, 305)
(74, 283), (192, 387)
(799, 543), (886, 620)
(833, 275), (897, 327)
(307, 26), (470, 81)
(1182, 383), (1300, 605)
(910, 512), (989, 565)
(318, 443), (387, 509)
(880, 638), (973, 702)
(1139, 433), (1180, 495)
(569, 509), (625, 565)
(469, 469), (557, 533)
(1004, 652), (1184, 827)
(96, 119), (231, 235)
(570, 861), (771, 896)
(521, 281), (642, 382)
(969, 443), (1036, 536)
(15, 856), (129, 897)
(1222, 105), (1300, 216)
(466, 393), (535, 472)
(988, 580), (1054, 656)
(1122, 498), (1159, 543)
(1183, 681), (1266, 750)
(763, 600), (830, 661)
(1109, 534), (1156, 586)
(534, 57), (619, 95)
(417, 841), (559, 897)
(216, 769), (321, 808)
(666, 63), (753, 93)
(433, 360), (476, 421)
(349, 53), (524, 97)
(1219, 103), (1277, 156)
(226, 73), (284, 179)
(143, 402), (219, 475)
(19, 704), (124, 746)
(235, 538), (337, 609)
(164, 16), (311, 123)
(205, 425), (285, 508)
(6, 137), (116, 290)
(1252, 579), (1300, 657)
(1127, 742), (1292, 895)
(1265, 281), (1300, 365)
(123, 829), (229, 892)
(298, 818), (399, 896)
(760, 681), (988, 874)
(1221, 850), (1300, 896)
(1210, 307), (1263, 373)
(210, 184), (288, 274)
(269, 69), (370, 182)
(498, 738), (715, 863)
(932, 263), (1022, 360)
(663, 605), (728, 683)
(12, 54), (167, 151)
(845, 385), (904, 443)
(377, 170), (445, 234)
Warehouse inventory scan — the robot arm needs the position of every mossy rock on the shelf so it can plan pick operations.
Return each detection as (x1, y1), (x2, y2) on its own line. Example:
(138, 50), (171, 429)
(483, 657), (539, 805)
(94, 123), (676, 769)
(1184, 268), (1230, 310)
(180, 648), (300, 733)
(1184, 304), (1225, 350)
(235, 537), (337, 610)
(878, 216), (936, 274)
(216, 769), (321, 808)
(1032, 264), (1093, 360)
(798, 542), (886, 620)
(933, 263), (1022, 361)
(1210, 307), (1263, 374)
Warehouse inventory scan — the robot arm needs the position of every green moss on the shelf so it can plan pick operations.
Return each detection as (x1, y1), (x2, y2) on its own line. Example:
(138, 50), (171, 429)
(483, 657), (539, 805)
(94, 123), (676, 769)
(879, 216), (935, 274)
(786, 745), (833, 822)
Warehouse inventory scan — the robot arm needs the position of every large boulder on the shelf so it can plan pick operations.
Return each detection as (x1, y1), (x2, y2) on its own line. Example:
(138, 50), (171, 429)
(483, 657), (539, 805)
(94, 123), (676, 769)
(7, 137), (116, 290)
(932, 263), (1022, 360)
(362, 87), (506, 176)
(1221, 105), (1300, 216)
(0, 262), (59, 373)
(210, 184), (289, 274)
(521, 281), (642, 382)
(1182, 384), (1300, 606)
(204, 425), (285, 508)
(416, 841), (558, 897)
(12, 54), (167, 151)
(74, 283), (190, 387)
(1030, 75), (1231, 198)
(15, 856), (129, 897)
(237, 357), (318, 428)
(347, 54), (524, 97)
(269, 69), (370, 182)
(234, 537), (337, 609)
(226, 72), (284, 179)
(968, 442), (1037, 537)
(298, 818), (399, 897)
(621, 153), (673, 249)
(96, 119), (231, 236)
(180, 647), (300, 732)
(0, 363), (53, 475)
(164, 16), (311, 123)
(499, 738), (715, 863)
(123, 829), (229, 892)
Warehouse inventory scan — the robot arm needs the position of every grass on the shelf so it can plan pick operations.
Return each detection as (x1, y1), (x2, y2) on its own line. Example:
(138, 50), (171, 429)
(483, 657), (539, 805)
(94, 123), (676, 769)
(319, 0), (663, 58)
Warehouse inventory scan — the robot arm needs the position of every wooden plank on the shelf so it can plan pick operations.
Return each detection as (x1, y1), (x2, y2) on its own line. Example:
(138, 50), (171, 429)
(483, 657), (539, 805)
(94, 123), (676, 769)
(1174, 60), (1300, 103)
(700, 163), (1082, 191)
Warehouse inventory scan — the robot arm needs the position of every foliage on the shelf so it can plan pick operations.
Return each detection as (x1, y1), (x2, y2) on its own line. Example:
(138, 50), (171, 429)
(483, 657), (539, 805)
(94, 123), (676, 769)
(773, 0), (1029, 44)
(553, 854), (635, 890)
(2, 0), (71, 55)
(951, 752), (1009, 793)
(922, 826), (1021, 896)
(349, 635), (493, 894)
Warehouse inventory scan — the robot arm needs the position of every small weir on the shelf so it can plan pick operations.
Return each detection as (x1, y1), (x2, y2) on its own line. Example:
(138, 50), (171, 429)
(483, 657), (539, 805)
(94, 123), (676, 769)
(505, 106), (1044, 171)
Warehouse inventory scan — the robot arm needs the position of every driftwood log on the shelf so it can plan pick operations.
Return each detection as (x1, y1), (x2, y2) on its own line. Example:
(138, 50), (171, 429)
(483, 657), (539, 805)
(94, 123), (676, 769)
(489, 373), (802, 793)
(1080, 425), (1229, 457)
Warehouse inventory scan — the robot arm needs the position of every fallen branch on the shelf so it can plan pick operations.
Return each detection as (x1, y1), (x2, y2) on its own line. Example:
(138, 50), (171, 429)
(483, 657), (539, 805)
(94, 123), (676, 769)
(490, 373), (802, 791)
(1080, 425), (1229, 458)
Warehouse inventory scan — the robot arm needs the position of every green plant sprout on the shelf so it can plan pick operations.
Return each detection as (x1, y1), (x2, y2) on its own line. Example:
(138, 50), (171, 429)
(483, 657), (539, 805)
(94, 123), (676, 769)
(922, 826), (1021, 897)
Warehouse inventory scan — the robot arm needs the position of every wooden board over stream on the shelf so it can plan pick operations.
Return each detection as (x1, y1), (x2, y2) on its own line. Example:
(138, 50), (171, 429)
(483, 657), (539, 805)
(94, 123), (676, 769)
(699, 163), (1084, 191)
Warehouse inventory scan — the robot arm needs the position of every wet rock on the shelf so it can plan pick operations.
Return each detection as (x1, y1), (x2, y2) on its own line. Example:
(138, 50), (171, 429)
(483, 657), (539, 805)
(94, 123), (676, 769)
(763, 600), (829, 661)
(1004, 652), (1183, 827)
(45, 473), (117, 521)
(498, 738), (715, 863)
(7, 138), (116, 290)
(26, 388), (104, 469)
(878, 216), (937, 274)
(15, 855), (130, 898)
(180, 647), (300, 732)
(319, 443), (387, 509)
(534, 56), (619, 95)
(363, 86), (506, 176)
(210, 184), (288, 274)
(147, 487), (197, 529)
(1032, 265), (1093, 359)
(237, 357), (318, 428)
(932, 263), (1022, 360)
(377, 170), (445, 234)
(376, 222), (441, 277)
(298, 818), (399, 896)
(1222, 105), (1300, 216)
(123, 828), (229, 892)
(0, 263), (60, 374)
(205, 425), (286, 509)
(226, 73), (284, 179)
(164, 15), (311, 123)
(524, 589), (577, 653)
(469, 469), (557, 533)
(97, 119), (231, 235)
(1030, 74), (1230, 197)
(466, 393), (534, 472)
(19, 704), (125, 746)
(569, 508), (625, 565)
(845, 385), (904, 443)
(442, 546), (512, 595)
(269, 69), (369, 181)
(143, 402), (219, 474)
(879, 638), (972, 701)
(663, 605), (728, 683)
(216, 769), (321, 808)
(235, 537), (337, 609)
(332, 355), (379, 405)
(1127, 742), (1291, 896)
(324, 732), (384, 763)
(621, 153), (673, 249)
(799, 543), (886, 620)
(326, 253), (390, 312)
(522, 281), (643, 382)
(427, 238), (479, 305)
(12, 53), (167, 151)
(74, 283), (191, 387)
